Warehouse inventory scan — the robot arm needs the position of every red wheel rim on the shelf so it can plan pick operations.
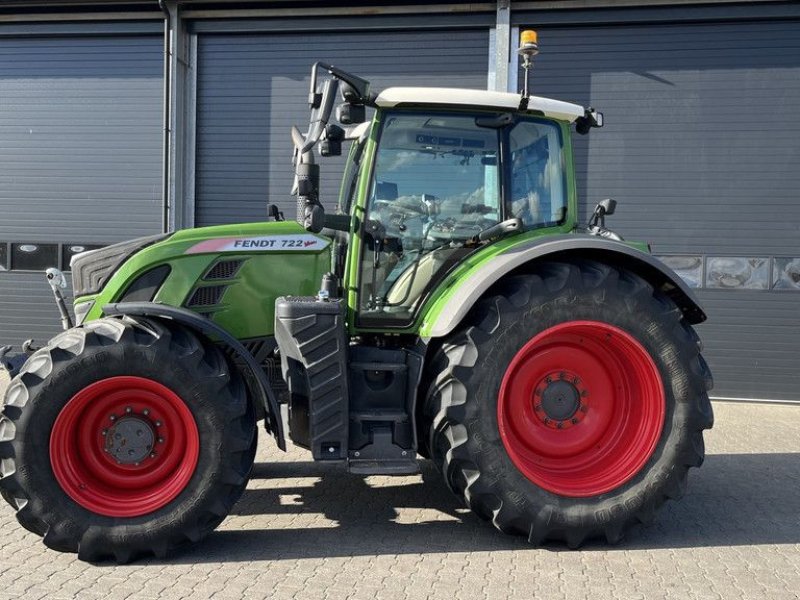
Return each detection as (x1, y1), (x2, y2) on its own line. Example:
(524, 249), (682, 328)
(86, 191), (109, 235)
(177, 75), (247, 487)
(497, 321), (665, 497)
(50, 376), (200, 517)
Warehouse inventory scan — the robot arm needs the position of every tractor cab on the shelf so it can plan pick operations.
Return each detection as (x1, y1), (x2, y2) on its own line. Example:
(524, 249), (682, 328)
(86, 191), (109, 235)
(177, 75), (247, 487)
(290, 60), (601, 330)
(348, 97), (577, 326)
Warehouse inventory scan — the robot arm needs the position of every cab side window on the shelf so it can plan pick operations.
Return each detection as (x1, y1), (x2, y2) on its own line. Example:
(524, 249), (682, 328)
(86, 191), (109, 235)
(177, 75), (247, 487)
(509, 120), (567, 227)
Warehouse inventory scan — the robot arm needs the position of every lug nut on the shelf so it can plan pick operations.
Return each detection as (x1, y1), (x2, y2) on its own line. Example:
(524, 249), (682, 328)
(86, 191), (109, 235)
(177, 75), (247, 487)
(143, 409), (150, 416)
(101, 429), (107, 436)
(149, 453), (156, 459)
(109, 415), (117, 421)
(155, 421), (162, 427)
(125, 407), (132, 414)
(158, 437), (164, 444)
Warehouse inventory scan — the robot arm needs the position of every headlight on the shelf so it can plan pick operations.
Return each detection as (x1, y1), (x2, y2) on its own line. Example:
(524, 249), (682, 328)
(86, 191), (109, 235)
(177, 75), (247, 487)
(71, 233), (168, 297)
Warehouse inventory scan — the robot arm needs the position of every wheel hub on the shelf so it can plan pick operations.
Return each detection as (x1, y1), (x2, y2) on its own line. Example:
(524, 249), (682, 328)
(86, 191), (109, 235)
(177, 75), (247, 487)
(105, 416), (155, 465)
(533, 371), (588, 429)
(540, 379), (579, 420)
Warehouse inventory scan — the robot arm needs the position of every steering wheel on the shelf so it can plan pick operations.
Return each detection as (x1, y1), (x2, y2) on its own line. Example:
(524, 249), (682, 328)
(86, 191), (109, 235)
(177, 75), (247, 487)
(427, 216), (496, 242)
(373, 197), (428, 218)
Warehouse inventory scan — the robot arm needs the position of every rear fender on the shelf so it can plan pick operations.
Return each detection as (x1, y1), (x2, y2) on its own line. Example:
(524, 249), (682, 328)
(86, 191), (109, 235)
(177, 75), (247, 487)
(421, 235), (706, 339)
(104, 302), (286, 450)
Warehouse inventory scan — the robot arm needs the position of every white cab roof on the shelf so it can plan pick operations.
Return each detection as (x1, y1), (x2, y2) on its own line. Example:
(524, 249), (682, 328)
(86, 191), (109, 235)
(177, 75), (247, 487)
(374, 87), (585, 123)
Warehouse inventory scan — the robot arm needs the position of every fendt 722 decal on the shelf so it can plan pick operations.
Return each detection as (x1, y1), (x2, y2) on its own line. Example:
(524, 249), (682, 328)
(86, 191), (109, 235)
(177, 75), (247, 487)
(186, 235), (330, 254)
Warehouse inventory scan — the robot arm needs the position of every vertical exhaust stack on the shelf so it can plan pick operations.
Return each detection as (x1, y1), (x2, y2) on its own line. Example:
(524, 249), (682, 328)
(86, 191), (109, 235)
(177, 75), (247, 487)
(518, 29), (539, 110)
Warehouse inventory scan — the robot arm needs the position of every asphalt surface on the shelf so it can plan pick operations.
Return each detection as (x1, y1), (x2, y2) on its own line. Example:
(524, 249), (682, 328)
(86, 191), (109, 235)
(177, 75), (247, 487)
(0, 370), (798, 599)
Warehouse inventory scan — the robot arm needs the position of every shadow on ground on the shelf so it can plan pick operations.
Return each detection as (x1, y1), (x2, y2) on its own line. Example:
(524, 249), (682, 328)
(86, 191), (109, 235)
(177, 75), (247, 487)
(167, 453), (800, 564)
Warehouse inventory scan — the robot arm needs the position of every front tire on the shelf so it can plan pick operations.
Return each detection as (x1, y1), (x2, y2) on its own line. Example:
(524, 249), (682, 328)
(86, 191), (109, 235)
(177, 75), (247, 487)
(0, 317), (257, 563)
(424, 260), (713, 546)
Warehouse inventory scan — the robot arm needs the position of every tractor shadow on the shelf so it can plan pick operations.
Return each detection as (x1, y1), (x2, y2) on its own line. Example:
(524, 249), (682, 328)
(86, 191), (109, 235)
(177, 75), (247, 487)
(169, 452), (800, 564)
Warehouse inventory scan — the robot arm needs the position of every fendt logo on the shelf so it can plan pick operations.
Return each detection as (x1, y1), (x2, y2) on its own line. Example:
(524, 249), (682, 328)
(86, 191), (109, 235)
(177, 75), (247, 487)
(232, 238), (318, 249)
(186, 235), (330, 254)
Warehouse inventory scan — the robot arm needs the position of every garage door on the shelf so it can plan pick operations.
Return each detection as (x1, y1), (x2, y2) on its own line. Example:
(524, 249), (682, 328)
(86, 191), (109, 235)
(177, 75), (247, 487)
(194, 28), (490, 226)
(522, 20), (800, 401)
(0, 33), (163, 349)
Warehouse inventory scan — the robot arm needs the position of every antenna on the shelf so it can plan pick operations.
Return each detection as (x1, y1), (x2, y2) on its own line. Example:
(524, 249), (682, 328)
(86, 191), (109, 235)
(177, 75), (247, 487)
(518, 30), (539, 105)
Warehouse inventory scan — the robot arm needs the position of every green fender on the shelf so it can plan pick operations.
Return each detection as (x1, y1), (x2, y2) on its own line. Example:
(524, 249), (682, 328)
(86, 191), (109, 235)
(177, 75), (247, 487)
(418, 234), (706, 339)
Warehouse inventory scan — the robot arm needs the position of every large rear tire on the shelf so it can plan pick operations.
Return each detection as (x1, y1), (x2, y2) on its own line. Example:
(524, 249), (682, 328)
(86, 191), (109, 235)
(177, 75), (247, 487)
(423, 260), (713, 546)
(0, 317), (257, 563)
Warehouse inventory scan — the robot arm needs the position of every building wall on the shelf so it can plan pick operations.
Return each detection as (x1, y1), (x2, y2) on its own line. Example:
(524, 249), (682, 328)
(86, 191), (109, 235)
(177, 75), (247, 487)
(520, 18), (800, 400)
(0, 26), (164, 346)
(0, 2), (797, 401)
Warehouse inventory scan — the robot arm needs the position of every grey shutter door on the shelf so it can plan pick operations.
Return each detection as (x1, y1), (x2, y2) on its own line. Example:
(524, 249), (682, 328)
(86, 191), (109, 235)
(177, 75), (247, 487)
(0, 34), (163, 348)
(194, 28), (490, 226)
(524, 20), (800, 401)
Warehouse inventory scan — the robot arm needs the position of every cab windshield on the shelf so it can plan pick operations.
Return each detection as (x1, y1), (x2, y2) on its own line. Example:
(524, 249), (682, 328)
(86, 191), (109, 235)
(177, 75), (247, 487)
(358, 111), (567, 325)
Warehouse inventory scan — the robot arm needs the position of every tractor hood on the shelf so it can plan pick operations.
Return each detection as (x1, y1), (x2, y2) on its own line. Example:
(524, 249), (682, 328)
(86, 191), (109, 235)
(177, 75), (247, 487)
(75, 220), (332, 341)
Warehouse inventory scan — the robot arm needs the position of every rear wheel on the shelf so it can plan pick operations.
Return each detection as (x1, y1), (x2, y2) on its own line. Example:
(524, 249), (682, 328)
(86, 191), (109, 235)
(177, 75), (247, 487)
(423, 260), (713, 546)
(0, 317), (256, 563)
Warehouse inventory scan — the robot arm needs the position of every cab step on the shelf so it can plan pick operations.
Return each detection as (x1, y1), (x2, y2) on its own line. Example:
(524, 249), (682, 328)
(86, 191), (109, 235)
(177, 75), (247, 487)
(348, 458), (420, 475)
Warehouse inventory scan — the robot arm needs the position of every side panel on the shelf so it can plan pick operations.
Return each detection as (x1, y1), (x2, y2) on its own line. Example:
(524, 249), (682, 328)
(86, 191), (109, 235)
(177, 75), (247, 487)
(83, 221), (331, 340)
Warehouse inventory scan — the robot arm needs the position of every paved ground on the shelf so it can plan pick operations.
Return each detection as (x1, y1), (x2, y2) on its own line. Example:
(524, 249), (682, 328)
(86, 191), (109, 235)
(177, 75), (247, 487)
(0, 376), (798, 599)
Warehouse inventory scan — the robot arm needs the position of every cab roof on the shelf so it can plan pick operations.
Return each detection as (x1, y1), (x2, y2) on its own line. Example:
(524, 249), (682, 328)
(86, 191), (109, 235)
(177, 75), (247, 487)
(374, 87), (585, 123)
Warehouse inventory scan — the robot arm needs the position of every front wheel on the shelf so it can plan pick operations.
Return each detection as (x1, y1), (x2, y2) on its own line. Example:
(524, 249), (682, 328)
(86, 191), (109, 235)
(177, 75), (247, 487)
(0, 317), (257, 563)
(423, 261), (713, 546)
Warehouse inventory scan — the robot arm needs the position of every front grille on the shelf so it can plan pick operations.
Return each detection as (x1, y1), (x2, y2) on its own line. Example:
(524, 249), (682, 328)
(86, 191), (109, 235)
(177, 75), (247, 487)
(187, 285), (226, 307)
(204, 259), (244, 280)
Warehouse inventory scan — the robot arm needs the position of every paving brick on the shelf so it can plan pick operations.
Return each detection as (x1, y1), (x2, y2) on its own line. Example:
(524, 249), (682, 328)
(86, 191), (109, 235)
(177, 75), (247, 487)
(1, 396), (799, 600)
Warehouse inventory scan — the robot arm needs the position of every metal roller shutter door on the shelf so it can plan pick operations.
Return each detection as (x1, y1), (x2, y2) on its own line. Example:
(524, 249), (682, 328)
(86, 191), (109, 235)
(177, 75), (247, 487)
(522, 20), (800, 401)
(0, 34), (163, 349)
(194, 28), (490, 226)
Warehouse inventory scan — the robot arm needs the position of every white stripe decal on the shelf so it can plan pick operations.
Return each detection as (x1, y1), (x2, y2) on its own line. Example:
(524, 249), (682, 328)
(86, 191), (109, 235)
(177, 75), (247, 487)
(186, 235), (330, 254)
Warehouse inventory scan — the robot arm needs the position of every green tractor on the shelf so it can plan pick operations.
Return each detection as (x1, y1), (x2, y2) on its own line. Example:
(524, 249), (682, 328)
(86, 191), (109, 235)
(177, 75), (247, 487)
(0, 33), (712, 562)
